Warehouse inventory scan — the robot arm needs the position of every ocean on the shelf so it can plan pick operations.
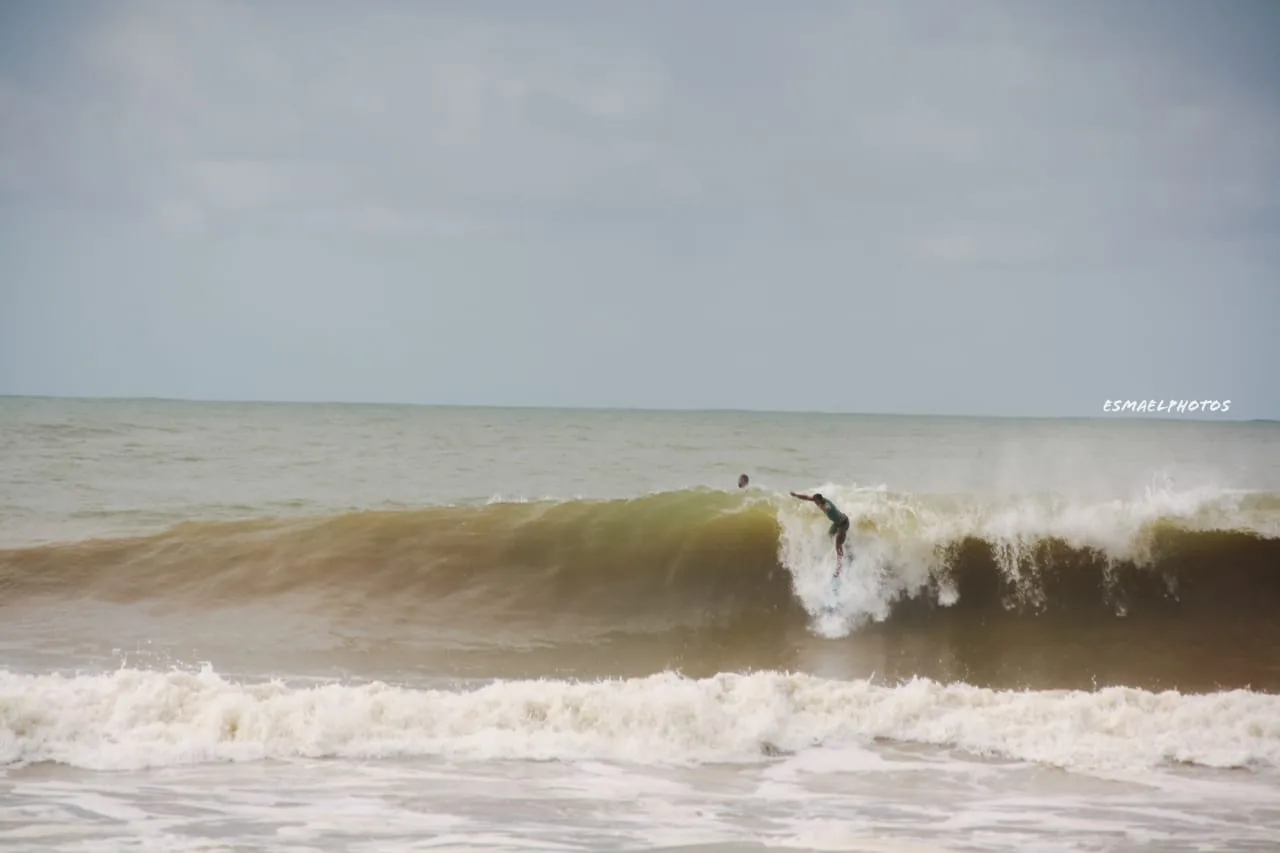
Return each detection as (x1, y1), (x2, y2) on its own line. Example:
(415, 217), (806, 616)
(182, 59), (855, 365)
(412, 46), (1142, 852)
(2, 396), (1278, 852)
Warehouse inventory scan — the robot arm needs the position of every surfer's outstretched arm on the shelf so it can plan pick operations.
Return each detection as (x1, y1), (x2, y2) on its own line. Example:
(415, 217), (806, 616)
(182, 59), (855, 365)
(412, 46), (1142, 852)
(790, 492), (815, 502)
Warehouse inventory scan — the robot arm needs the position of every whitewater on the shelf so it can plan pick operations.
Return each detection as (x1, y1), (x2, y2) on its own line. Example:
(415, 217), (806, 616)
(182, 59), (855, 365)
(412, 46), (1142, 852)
(5, 667), (1278, 772)
(2, 397), (1279, 852)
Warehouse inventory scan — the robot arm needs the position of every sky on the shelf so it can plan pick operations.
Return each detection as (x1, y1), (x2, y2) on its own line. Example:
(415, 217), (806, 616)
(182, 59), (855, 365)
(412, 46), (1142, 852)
(0, 0), (1277, 419)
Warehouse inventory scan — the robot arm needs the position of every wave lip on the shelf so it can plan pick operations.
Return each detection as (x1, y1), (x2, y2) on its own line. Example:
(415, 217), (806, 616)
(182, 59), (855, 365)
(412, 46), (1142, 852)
(2, 667), (1278, 774)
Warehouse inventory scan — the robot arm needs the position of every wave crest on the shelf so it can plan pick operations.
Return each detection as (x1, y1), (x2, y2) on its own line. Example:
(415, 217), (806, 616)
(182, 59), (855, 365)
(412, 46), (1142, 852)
(2, 486), (1278, 636)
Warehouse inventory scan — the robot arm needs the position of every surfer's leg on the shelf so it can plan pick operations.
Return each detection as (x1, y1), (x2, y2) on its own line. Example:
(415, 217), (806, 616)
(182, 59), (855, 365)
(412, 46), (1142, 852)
(834, 521), (849, 559)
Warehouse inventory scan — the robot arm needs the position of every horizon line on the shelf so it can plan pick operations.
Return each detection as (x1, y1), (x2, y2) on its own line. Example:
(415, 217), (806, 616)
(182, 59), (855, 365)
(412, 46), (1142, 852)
(0, 392), (1263, 425)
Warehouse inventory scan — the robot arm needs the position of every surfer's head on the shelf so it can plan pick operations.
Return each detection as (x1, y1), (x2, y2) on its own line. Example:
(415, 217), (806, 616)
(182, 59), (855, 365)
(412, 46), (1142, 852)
(738, 474), (749, 489)
(812, 493), (826, 507)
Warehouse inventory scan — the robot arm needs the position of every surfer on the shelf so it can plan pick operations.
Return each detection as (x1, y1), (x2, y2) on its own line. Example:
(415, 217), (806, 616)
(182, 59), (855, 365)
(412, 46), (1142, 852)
(738, 474), (749, 488)
(790, 491), (850, 574)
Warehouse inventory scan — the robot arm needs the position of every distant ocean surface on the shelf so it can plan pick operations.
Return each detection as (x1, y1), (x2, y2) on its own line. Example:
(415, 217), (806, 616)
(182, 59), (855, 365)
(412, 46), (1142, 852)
(2, 396), (1279, 852)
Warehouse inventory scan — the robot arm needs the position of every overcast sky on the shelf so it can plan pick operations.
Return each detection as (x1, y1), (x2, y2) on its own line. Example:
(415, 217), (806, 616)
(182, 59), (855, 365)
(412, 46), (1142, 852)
(1, 0), (1277, 418)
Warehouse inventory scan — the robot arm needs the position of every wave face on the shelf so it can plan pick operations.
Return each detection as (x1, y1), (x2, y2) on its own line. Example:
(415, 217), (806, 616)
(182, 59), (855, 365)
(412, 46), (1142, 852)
(3, 485), (1278, 635)
(2, 666), (1277, 773)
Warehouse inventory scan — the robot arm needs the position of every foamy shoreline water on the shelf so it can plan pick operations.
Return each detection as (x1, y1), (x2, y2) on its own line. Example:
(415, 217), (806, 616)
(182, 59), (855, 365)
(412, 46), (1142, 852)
(6, 743), (1275, 853)
(5, 665), (1279, 853)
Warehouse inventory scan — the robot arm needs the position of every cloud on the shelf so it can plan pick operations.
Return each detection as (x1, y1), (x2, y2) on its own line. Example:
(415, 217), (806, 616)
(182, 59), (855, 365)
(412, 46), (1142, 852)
(49, 0), (673, 236)
(1, 0), (1277, 261)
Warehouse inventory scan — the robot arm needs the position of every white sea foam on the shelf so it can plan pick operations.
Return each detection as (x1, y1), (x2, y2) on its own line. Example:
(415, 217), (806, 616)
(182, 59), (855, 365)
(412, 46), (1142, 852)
(2, 667), (1277, 774)
(770, 482), (1271, 632)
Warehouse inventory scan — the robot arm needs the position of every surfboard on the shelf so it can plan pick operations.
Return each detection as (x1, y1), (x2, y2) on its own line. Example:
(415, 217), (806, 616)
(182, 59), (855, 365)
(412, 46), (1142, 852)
(820, 568), (842, 613)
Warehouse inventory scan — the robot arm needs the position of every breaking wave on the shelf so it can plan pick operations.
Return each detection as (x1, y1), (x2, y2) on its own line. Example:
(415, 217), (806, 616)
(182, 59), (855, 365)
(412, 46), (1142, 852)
(2, 485), (1278, 637)
(2, 666), (1277, 772)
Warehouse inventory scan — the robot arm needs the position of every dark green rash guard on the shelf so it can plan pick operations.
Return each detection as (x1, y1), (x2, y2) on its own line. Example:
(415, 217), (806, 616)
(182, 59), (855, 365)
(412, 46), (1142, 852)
(822, 500), (848, 527)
